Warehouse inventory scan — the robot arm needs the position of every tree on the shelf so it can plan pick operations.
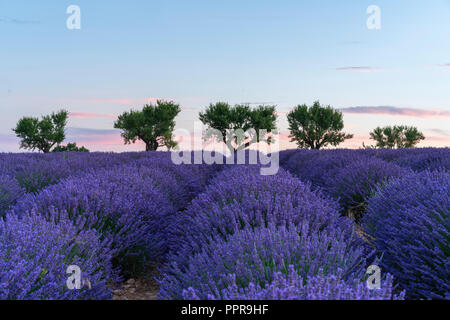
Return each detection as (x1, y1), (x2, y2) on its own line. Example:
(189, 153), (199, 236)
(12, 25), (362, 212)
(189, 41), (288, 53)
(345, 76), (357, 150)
(114, 100), (181, 151)
(199, 102), (277, 153)
(52, 142), (89, 153)
(13, 110), (68, 153)
(287, 101), (353, 149)
(369, 125), (425, 148)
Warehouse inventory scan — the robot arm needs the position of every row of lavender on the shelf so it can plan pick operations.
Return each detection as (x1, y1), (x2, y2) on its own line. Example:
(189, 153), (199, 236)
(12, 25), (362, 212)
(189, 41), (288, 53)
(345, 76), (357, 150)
(0, 152), (219, 299)
(279, 148), (449, 299)
(158, 165), (405, 299)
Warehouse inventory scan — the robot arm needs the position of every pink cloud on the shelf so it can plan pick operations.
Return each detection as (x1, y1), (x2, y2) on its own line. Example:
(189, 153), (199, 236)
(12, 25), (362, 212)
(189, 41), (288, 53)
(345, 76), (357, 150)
(84, 97), (163, 105)
(69, 112), (117, 119)
(22, 96), (167, 106)
(277, 132), (292, 142)
(340, 106), (450, 118)
(66, 127), (166, 152)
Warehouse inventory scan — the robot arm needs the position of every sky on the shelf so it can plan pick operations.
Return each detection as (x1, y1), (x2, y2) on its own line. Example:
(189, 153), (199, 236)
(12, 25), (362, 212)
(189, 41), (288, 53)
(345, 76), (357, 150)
(0, 0), (449, 152)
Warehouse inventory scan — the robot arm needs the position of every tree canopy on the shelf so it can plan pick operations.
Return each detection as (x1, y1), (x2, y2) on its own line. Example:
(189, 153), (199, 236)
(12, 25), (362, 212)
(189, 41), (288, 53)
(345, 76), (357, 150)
(370, 125), (425, 148)
(199, 102), (277, 153)
(12, 110), (68, 153)
(52, 142), (89, 153)
(114, 100), (181, 151)
(287, 101), (353, 149)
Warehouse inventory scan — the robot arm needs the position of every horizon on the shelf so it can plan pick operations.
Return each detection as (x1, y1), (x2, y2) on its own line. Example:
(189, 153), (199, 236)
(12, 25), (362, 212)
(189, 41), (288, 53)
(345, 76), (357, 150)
(1, 1), (449, 152)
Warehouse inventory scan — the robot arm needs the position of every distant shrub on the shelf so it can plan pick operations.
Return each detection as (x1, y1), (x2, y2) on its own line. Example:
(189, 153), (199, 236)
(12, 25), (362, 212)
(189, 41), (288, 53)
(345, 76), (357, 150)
(52, 143), (89, 153)
(0, 212), (114, 300)
(0, 173), (24, 217)
(364, 170), (450, 299)
(160, 225), (373, 300)
(327, 158), (408, 219)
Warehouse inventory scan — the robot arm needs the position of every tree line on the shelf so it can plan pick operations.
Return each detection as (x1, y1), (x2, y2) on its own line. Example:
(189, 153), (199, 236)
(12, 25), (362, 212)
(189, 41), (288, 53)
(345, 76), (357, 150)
(13, 100), (425, 153)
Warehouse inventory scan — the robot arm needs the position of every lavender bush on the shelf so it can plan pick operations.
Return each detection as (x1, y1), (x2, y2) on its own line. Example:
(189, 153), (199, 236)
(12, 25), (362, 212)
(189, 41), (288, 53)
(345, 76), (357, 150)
(371, 148), (450, 172)
(0, 152), (152, 194)
(0, 211), (115, 300)
(167, 166), (356, 263)
(12, 166), (175, 277)
(282, 149), (364, 189)
(135, 155), (220, 210)
(326, 158), (408, 219)
(159, 225), (372, 300)
(392, 149), (450, 172)
(0, 172), (24, 217)
(364, 170), (450, 299)
(183, 266), (404, 300)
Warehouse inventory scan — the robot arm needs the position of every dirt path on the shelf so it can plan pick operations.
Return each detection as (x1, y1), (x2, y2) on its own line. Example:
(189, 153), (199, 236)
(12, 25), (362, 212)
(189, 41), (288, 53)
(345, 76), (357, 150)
(112, 278), (159, 300)
(112, 267), (160, 300)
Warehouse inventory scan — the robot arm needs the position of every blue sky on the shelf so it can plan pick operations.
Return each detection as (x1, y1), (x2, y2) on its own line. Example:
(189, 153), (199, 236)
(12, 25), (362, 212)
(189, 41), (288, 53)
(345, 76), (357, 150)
(1, 0), (449, 152)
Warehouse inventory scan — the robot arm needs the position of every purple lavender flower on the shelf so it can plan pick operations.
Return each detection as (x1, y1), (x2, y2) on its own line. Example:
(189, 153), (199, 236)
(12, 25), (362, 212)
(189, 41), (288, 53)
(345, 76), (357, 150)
(0, 211), (115, 300)
(363, 170), (450, 299)
(183, 266), (405, 300)
(282, 149), (363, 189)
(11, 166), (175, 277)
(326, 157), (408, 218)
(166, 166), (357, 266)
(0, 172), (24, 217)
(159, 223), (370, 299)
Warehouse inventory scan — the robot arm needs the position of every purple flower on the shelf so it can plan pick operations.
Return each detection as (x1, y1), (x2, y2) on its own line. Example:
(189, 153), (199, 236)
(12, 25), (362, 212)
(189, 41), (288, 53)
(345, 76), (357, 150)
(166, 166), (357, 268)
(184, 266), (405, 300)
(160, 224), (385, 300)
(363, 170), (450, 299)
(0, 211), (115, 300)
(11, 166), (175, 277)
(0, 173), (24, 217)
(326, 157), (408, 218)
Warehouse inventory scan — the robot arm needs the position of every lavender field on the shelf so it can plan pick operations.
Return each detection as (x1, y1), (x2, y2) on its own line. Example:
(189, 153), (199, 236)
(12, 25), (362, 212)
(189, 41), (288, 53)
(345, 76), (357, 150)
(0, 148), (448, 300)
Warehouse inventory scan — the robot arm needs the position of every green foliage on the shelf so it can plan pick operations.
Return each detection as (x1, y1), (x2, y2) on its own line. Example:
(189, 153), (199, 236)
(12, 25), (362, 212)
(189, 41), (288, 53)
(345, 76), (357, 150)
(287, 101), (353, 149)
(16, 171), (58, 194)
(12, 110), (68, 153)
(199, 102), (277, 152)
(52, 143), (89, 153)
(114, 100), (181, 151)
(369, 125), (425, 148)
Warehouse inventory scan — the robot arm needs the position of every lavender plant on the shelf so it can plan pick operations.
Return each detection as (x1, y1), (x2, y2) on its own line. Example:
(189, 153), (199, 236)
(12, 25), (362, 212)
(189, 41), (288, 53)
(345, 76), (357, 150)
(326, 158), (408, 219)
(391, 148), (450, 172)
(363, 170), (450, 299)
(282, 149), (365, 190)
(183, 266), (405, 300)
(167, 166), (355, 262)
(0, 172), (24, 217)
(159, 224), (371, 300)
(0, 211), (115, 300)
(12, 166), (175, 277)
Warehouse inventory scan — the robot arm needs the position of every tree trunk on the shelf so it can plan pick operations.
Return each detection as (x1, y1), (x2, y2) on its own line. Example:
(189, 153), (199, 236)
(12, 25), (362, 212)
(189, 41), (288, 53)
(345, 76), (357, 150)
(145, 141), (158, 151)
